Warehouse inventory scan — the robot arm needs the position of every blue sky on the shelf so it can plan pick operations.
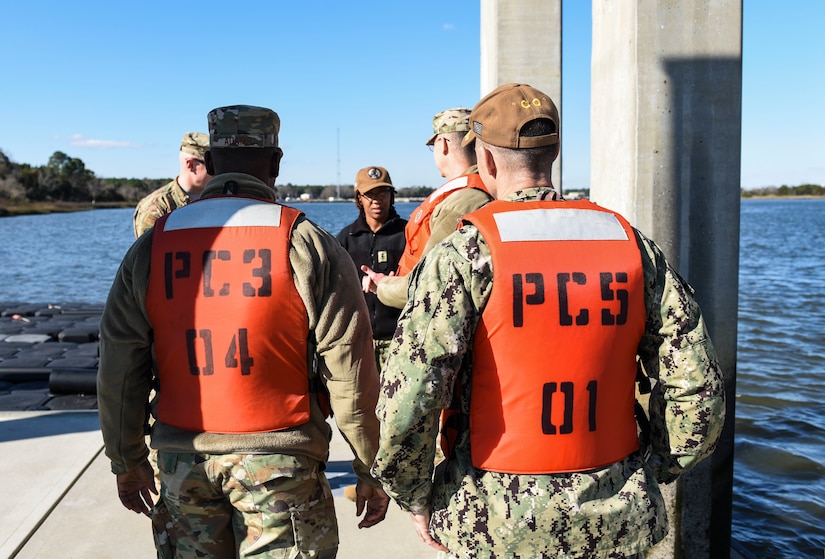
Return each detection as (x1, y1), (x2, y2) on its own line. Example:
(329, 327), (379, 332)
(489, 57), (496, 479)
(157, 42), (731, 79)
(1, 1), (822, 190)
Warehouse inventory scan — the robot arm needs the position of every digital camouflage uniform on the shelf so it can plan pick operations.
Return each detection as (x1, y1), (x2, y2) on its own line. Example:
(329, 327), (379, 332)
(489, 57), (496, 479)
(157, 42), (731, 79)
(133, 178), (190, 238)
(372, 187), (726, 559)
(155, 452), (337, 558)
(133, 132), (209, 238)
(100, 108), (382, 558)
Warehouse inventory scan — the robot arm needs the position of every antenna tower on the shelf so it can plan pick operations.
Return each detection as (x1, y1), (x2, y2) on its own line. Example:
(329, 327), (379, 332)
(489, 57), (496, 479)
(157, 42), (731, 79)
(336, 128), (341, 199)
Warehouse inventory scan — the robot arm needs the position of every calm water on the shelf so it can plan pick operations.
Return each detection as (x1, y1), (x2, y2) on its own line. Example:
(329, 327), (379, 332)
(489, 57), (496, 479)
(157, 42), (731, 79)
(0, 202), (415, 304)
(0, 199), (823, 557)
(734, 199), (824, 558)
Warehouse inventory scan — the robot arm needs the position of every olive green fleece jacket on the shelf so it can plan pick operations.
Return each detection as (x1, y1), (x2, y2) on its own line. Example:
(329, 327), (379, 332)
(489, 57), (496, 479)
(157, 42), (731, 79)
(98, 173), (381, 486)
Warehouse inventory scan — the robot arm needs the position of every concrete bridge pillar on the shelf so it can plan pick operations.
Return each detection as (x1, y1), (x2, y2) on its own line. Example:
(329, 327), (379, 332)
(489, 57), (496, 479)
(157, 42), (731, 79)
(590, 2), (741, 557)
(480, 0), (562, 190)
(481, 1), (742, 556)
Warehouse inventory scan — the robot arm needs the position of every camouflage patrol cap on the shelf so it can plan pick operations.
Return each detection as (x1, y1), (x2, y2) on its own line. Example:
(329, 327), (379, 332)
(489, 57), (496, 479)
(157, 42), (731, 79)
(462, 83), (559, 149)
(180, 132), (209, 158)
(207, 105), (280, 148)
(355, 166), (393, 195)
(425, 108), (472, 146)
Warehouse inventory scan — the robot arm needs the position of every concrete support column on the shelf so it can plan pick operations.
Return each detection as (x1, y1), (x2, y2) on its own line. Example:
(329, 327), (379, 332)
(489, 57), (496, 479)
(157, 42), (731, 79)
(480, 0), (562, 190)
(590, 1), (742, 557)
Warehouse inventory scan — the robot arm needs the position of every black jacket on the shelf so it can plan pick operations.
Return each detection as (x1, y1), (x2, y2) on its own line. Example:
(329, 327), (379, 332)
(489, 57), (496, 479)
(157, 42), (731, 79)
(336, 209), (407, 340)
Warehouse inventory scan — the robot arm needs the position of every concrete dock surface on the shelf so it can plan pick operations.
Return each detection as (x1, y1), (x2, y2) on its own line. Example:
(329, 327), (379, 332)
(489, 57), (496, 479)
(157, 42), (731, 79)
(0, 411), (432, 559)
(0, 303), (432, 557)
(0, 304), (752, 558)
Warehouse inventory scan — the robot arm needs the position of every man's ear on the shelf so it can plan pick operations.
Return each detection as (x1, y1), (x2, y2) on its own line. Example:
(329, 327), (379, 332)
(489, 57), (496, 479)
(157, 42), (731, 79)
(478, 144), (497, 179)
(204, 151), (215, 175)
(270, 147), (283, 179)
(183, 156), (197, 173)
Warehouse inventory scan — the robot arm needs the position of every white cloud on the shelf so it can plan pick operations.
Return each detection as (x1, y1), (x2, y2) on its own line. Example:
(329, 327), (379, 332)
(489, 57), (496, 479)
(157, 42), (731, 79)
(69, 134), (140, 149)
(442, 23), (456, 31)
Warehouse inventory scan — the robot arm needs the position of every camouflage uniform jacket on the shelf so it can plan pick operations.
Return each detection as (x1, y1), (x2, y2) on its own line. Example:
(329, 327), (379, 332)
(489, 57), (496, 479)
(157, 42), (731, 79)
(99, 173), (382, 487)
(376, 167), (491, 309)
(133, 178), (190, 238)
(372, 187), (726, 558)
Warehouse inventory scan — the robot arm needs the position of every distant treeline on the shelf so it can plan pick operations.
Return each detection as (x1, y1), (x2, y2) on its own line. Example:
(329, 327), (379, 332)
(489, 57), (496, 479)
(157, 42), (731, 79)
(0, 148), (433, 205)
(0, 148), (169, 203)
(2, 148), (821, 206)
(741, 184), (824, 198)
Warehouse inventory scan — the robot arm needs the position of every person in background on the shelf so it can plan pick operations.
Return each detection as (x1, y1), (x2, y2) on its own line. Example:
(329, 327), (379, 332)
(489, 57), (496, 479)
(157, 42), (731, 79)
(336, 165), (407, 504)
(360, 108), (491, 308)
(133, 132), (213, 238)
(336, 165), (407, 372)
(99, 105), (389, 558)
(372, 83), (726, 558)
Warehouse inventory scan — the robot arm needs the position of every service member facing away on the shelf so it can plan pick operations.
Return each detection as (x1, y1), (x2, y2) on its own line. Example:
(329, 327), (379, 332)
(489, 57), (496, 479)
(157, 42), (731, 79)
(360, 108), (491, 309)
(371, 84), (726, 558)
(133, 131), (213, 238)
(98, 105), (389, 559)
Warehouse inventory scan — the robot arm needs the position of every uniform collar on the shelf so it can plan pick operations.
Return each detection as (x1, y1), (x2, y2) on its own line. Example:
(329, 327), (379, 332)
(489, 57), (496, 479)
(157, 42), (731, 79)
(201, 173), (277, 201)
(504, 187), (561, 202)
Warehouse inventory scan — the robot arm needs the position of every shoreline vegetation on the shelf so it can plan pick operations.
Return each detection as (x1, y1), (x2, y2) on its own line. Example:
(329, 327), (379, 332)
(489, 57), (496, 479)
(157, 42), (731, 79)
(741, 194), (825, 200)
(0, 148), (434, 218)
(0, 200), (134, 217)
(1, 147), (822, 218)
(3, 191), (823, 219)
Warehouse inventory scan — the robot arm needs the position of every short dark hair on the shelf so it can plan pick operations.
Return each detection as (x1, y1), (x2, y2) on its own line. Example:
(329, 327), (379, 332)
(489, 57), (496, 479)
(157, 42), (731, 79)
(442, 131), (477, 164)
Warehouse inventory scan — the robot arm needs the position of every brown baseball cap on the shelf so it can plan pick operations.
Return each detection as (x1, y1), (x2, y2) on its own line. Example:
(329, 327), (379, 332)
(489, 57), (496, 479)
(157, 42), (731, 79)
(462, 83), (559, 149)
(354, 166), (394, 195)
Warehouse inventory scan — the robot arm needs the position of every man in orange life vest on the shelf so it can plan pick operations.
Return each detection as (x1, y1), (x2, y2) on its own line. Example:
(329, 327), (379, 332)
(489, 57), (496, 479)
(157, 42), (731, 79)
(98, 105), (389, 558)
(371, 84), (726, 558)
(361, 108), (492, 308)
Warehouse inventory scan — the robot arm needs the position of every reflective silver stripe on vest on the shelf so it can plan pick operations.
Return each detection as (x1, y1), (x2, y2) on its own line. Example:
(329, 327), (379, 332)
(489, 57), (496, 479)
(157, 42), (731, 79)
(426, 175), (469, 202)
(492, 208), (629, 242)
(163, 198), (283, 230)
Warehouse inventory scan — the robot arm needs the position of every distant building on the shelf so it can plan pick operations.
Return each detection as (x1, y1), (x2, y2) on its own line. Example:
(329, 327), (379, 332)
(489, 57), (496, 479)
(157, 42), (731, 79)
(564, 190), (589, 200)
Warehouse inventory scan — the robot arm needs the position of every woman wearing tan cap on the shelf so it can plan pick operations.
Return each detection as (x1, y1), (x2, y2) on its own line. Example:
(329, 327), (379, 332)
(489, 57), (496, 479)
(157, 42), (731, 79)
(337, 165), (407, 372)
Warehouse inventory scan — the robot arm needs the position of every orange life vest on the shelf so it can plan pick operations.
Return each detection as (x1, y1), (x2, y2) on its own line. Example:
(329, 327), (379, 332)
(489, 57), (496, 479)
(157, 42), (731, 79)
(146, 196), (311, 434)
(396, 173), (488, 276)
(462, 199), (645, 473)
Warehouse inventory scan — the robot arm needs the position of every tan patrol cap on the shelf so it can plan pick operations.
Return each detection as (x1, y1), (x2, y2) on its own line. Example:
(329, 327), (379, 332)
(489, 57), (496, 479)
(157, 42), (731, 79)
(462, 83), (559, 149)
(180, 132), (209, 158)
(207, 105), (280, 148)
(355, 166), (393, 195)
(425, 107), (471, 146)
